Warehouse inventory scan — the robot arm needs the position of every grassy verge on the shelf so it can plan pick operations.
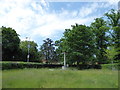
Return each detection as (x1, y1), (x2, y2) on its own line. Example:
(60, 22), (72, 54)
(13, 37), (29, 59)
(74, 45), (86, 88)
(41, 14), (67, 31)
(2, 68), (118, 88)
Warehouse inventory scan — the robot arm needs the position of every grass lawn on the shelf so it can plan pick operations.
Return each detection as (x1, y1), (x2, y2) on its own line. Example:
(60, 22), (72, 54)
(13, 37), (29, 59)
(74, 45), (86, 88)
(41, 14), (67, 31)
(2, 68), (118, 88)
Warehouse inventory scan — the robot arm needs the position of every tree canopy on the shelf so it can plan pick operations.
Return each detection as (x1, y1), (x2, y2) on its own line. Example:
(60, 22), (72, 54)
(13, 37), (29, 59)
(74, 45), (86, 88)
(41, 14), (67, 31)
(105, 9), (120, 61)
(56, 24), (96, 65)
(1, 26), (20, 60)
(91, 18), (110, 64)
(19, 40), (39, 62)
(40, 38), (57, 63)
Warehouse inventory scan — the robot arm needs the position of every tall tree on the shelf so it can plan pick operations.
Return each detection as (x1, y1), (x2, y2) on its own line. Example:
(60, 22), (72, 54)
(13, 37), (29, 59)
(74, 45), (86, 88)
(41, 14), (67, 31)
(91, 18), (109, 64)
(105, 9), (120, 61)
(40, 38), (57, 63)
(57, 24), (96, 65)
(1, 26), (20, 61)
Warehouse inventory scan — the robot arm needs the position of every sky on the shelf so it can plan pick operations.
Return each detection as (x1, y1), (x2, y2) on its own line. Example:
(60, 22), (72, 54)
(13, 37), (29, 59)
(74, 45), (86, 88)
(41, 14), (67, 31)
(0, 0), (119, 47)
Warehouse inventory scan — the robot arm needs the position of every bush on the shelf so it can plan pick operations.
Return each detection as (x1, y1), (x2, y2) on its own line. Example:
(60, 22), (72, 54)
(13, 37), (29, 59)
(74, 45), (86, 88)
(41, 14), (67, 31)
(1, 61), (102, 70)
(102, 63), (119, 70)
(69, 64), (101, 70)
(1, 61), (62, 70)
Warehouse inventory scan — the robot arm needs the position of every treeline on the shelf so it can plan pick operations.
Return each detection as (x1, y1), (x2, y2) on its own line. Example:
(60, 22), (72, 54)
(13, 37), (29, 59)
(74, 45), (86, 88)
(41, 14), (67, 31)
(1, 26), (40, 62)
(1, 9), (120, 65)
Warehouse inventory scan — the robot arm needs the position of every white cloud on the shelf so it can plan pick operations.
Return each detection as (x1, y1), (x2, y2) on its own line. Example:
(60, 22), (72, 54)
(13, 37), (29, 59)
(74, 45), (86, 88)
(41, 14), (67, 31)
(79, 3), (98, 17)
(40, 0), (49, 7)
(78, 2), (118, 18)
(0, 0), (117, 45)
(0, 0), (47, 35)
(106, 0), (119, 5)
(31, 13), (97, 39)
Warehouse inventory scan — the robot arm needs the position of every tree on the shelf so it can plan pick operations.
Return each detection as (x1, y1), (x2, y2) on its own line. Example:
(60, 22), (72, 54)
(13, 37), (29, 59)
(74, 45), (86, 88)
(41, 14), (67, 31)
(105, 46), (119, 63)
(55, 38), (69, 64)
(91, 18), (109, 64)
(105, 9), (120, 61)
(1, 26), (20, 61)
(105, 9), (120, 27)
(0, 28), (2, 61)
(19, 40), (39, 62)
(57, 24), (96, 66)
(40, 38), (57, 63)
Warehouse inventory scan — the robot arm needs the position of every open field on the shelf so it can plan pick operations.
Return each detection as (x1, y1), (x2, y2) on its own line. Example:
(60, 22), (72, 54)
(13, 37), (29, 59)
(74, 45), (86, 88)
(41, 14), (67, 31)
(2, 68), (118, 88)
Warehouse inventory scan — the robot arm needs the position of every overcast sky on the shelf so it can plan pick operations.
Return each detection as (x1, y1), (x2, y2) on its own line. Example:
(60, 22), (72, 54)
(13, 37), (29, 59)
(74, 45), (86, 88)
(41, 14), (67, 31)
(0, 0), (119, 47)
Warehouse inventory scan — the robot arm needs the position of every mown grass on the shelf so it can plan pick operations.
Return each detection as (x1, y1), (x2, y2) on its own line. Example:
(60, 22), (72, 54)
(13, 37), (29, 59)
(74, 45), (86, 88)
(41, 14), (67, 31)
(2, 68), (118, 88)
(0, 70), (2, 89)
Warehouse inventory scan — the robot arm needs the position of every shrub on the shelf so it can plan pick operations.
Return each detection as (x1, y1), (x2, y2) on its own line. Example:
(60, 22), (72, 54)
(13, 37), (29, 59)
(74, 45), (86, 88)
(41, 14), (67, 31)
(69, 64), (101, 70)
(1, 61), (62, 70)
(79, 64), (101, 70)
(102, 63), (119, 70)
(1, 61), (102, 70)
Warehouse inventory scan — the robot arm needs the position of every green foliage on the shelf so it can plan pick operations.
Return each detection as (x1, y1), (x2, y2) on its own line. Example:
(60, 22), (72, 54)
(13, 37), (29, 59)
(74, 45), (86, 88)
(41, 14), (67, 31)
(105, 9), (120, 61)
(1, 61), (101, 70)
(0, 28), (2, 44)
(105, 46), (119, 63)
(0, 28), (2, 61)
(40, 38), (57, 63)
(112, 26), (120, 61)
(55, 38), (66, 63)
(1, 61), (62, 70)
(105, 9), (120, 27)
(19, 41), (39, 62)
(1, 26), (20, 60)
(91, 18), (109, 64)
(102, 63), (119, 70)
(2, 69), (118, 88)
(55, 9), (119, 65)
(56, 24), (96, 65)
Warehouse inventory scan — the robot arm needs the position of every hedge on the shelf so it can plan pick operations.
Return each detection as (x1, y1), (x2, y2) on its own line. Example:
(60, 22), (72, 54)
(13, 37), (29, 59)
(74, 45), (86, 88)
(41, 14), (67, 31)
(1, 62), (62, 70)
(102, 63), (120, 70)
(70, 64), (102, 70)
(1, 61), (102, 70)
